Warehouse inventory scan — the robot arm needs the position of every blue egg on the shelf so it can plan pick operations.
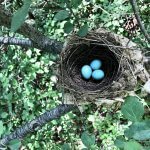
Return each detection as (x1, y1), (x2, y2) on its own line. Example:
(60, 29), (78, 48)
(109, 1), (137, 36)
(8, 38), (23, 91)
(90, 59), (102, 70)
(92, 69), (105, 80)
(81, 65), (92, 79)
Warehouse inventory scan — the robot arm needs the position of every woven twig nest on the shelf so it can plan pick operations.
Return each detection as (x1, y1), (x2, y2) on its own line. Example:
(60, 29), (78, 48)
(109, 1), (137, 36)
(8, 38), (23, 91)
(59, 28), (149, 104)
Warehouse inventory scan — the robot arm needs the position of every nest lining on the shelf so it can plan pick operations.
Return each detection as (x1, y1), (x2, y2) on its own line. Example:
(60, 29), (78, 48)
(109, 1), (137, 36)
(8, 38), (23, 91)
(62, 43), (121, 93)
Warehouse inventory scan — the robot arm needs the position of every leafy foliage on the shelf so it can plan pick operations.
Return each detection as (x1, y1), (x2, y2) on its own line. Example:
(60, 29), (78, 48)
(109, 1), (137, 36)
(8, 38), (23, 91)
(11, 0), (31, 32)
(71, 0), (82, 8)
(77, 24), (89, 37)
(123, 141), (143, 150)
(115, 96), (150, 150)
(8, 139), (21, 150)
(64, 22), (74, 33)
(81, 131), (95, 148)
(61, 143), (71, 150)
(121, 96), (144, 122)
(54, 10), (70, 21)
(114, 136), (126, 149)
(124, 121), (150, 140)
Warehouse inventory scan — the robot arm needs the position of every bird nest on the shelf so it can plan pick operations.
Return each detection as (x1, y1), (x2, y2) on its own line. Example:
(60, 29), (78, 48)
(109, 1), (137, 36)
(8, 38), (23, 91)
(59, 28), (149, 104)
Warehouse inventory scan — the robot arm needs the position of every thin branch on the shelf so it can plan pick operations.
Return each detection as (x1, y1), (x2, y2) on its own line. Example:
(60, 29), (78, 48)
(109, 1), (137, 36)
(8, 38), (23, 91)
(129, 0), (150, 43)
(0, 104), (77, 148)
(0, 5), (63, 54)
(0, 37), (32, 47)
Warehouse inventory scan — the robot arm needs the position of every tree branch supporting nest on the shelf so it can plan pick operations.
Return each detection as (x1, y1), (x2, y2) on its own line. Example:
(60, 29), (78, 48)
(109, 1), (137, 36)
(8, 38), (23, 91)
(0, 37), (32, 47)
(130, 0), (150, 43)
(0, 104), (77, 149)
(0, 5), (63, 54)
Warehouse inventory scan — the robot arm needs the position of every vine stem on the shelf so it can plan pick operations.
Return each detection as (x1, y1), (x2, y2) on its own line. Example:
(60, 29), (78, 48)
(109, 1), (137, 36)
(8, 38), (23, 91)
(129, 0), (150, 43)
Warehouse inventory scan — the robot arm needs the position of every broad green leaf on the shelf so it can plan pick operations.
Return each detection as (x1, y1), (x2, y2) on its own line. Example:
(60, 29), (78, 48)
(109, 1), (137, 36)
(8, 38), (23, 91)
(121, 96), (144, 122)
(8, 139), (21, 150)
(144, 147), (150, 150)
(1, 112), (8, 119)
(0, 121), (4, 137)
(77, 24), (88, 37)
(61, 143), (71, 150)
(81, 131), (95, 148)
(64, 22), (74, 33)
(124, 141), (143, 150)
(71, 0), (82, 8)
(11, 0), (31, 32)
(124, 120), (150, 140)
(54, 10), (69, 21)
(133, 129), (150, 140)
(114, 136), (126, 149)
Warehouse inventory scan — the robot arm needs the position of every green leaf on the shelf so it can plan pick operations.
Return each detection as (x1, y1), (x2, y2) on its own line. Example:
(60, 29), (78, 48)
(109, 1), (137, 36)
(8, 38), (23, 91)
(61, 143), (71, 150)
(11, 0), (31, 32)
(0, 121), (4, 137)
(71, 0), (82, 8)
(114, 136), (126, 149)
(64, 22), (74, 33)
(133, 129), (150, 140)
(144, 147), (150, 150)
(1, 112), (8, 119)
(124, 120), (150, 140)
(77, 24), (88, 37)
(54, 10), (69, 21)
(124, 141), (143, 150)
(8, 139), (21, 150)
(121, 96), (144, 122)
(81, 131), (95, 148)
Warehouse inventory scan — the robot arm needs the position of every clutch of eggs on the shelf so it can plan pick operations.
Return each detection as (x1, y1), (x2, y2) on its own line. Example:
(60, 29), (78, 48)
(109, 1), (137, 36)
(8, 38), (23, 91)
(81, 59), (105, 80)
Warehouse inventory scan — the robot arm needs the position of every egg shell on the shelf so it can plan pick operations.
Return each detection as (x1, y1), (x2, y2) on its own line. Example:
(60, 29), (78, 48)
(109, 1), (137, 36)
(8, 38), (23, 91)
(92, 69), (104, 80)
(81, 65), (92, 79)
(90, 59), (102, 70)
